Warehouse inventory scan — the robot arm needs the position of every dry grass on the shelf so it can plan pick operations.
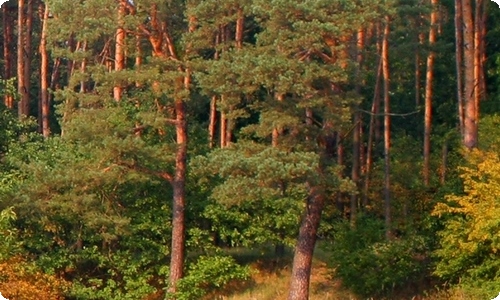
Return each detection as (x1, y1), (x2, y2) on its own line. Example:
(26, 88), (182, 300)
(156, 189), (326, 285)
(202, 246), (481, 300)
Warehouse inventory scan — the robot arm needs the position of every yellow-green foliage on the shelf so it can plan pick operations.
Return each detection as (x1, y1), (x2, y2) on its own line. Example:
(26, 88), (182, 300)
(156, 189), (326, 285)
(0, 256), (69, 300)
(433, 149), (500, 291)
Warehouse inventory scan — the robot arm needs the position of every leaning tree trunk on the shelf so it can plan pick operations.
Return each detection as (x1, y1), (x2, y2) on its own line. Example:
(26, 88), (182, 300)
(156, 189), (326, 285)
(287, 185), (325, 300)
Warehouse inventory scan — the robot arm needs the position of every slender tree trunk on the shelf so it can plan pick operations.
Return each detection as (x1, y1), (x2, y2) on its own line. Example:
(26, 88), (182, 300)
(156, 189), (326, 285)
(473, 0), (485, 122)
(21, 0), (33, 116)
(114, 0), (126, 101)
(351, 28), (364, 221)
(79, 41), (87, 93)
(167, 15), (195, 297)
(169, 98), (188, 294)
(209, 96), (217, 148)
(220, 106), (227, 148)
(363, 56), (382, 208)
(287, 184), (325, 300)
(415, 32), (425, 107)
(236, 7), (244, 49)
(336, 132), (344, 213)
(3, 4), (14, 109)
(455, 0), (465, 137)
(374, 22), (382, 143)
(382, 17), (391, 239)
(461, 0), (477, 149)
(50, 58), (61, 93)
(17, 0), (29, 117)
(423, 0), (438, 187)
(40, 2), (50, 137)
(208, 32), (220, 148)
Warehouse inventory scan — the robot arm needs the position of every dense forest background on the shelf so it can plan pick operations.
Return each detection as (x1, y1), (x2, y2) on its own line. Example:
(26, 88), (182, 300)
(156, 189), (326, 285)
(1, 0), (500, 299)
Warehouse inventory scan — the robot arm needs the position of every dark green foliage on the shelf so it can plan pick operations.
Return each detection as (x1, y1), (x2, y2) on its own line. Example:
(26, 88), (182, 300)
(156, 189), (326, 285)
(328, 216), (430, 298)
(175, 255), (250, 300)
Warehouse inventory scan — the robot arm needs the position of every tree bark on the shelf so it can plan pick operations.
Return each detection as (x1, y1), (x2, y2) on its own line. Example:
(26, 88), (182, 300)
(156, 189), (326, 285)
(423, 0), (438, 186)
(415, 32), (425, 107)
(167, 14), (195, 297)
(208, 32), (220, 148)
(169, 98), (188, 294)
(3, 4), (14, 109)
(382, 17), (391, 239)
(461, 0), (476, 149)
(455, 0), (465, 138)
(351, 28), (364, 221)
(287, 185), (325, 300)
(17, 0), (29, 117)
(363, 51), (382, 208)
(40, 2), (50, 137)
(473, 0), (485, 123)
(114, 0), (126, 101)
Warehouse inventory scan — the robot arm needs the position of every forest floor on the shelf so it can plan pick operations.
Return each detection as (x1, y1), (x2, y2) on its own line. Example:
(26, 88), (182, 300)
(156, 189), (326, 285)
(205, 245), (463, 300)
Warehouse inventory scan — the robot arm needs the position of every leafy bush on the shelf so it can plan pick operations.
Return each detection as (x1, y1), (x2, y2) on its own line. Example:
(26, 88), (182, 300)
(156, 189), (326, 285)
(174, 255), (250, 300)
(433, 149), (500, 292)
(0, 256), (70, 300)
(328, 216), (429, 298)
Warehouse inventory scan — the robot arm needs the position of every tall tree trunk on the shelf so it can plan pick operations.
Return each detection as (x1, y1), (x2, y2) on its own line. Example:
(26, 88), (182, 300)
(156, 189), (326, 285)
(423, 0), (438, 187)
(167, 14), (195, 297)
(455, 0), (465, 138)
(17, 0), (29, 117)
(363, 54), (382, 208)
(3, 4), (14, 109)
(169, 98), (188, 294)
(351, 28), (364, 221)
(461, 0), (476, 149)
(473, 0), (485, 122)
(208, 32), (220, 148)
(114, 0), (126, 101)
(40, 2), (50, 137)
(382, 17), (391, 239)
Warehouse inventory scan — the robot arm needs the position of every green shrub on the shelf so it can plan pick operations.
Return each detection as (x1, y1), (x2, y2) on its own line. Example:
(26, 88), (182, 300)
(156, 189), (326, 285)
(174, 255), (250, 300)
(328, 216), (429, 298)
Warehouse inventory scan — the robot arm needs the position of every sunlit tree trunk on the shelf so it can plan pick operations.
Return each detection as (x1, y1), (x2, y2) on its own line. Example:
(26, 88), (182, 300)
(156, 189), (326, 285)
(40, 2), (50, 137)
(79, 41), (87, 93)
(461, 0), (476, 149)
(382, 17), (391, 239)
(167, 14), (195, 297)
(455, 0), (465, 137)
(113, 1), (126, 101)
(423, 0), (438, 186)
(363, 56), (382, 208)
(351, 28), (364, 220)
(473, 0), (485, 123)
(17, 0), (29, 117)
